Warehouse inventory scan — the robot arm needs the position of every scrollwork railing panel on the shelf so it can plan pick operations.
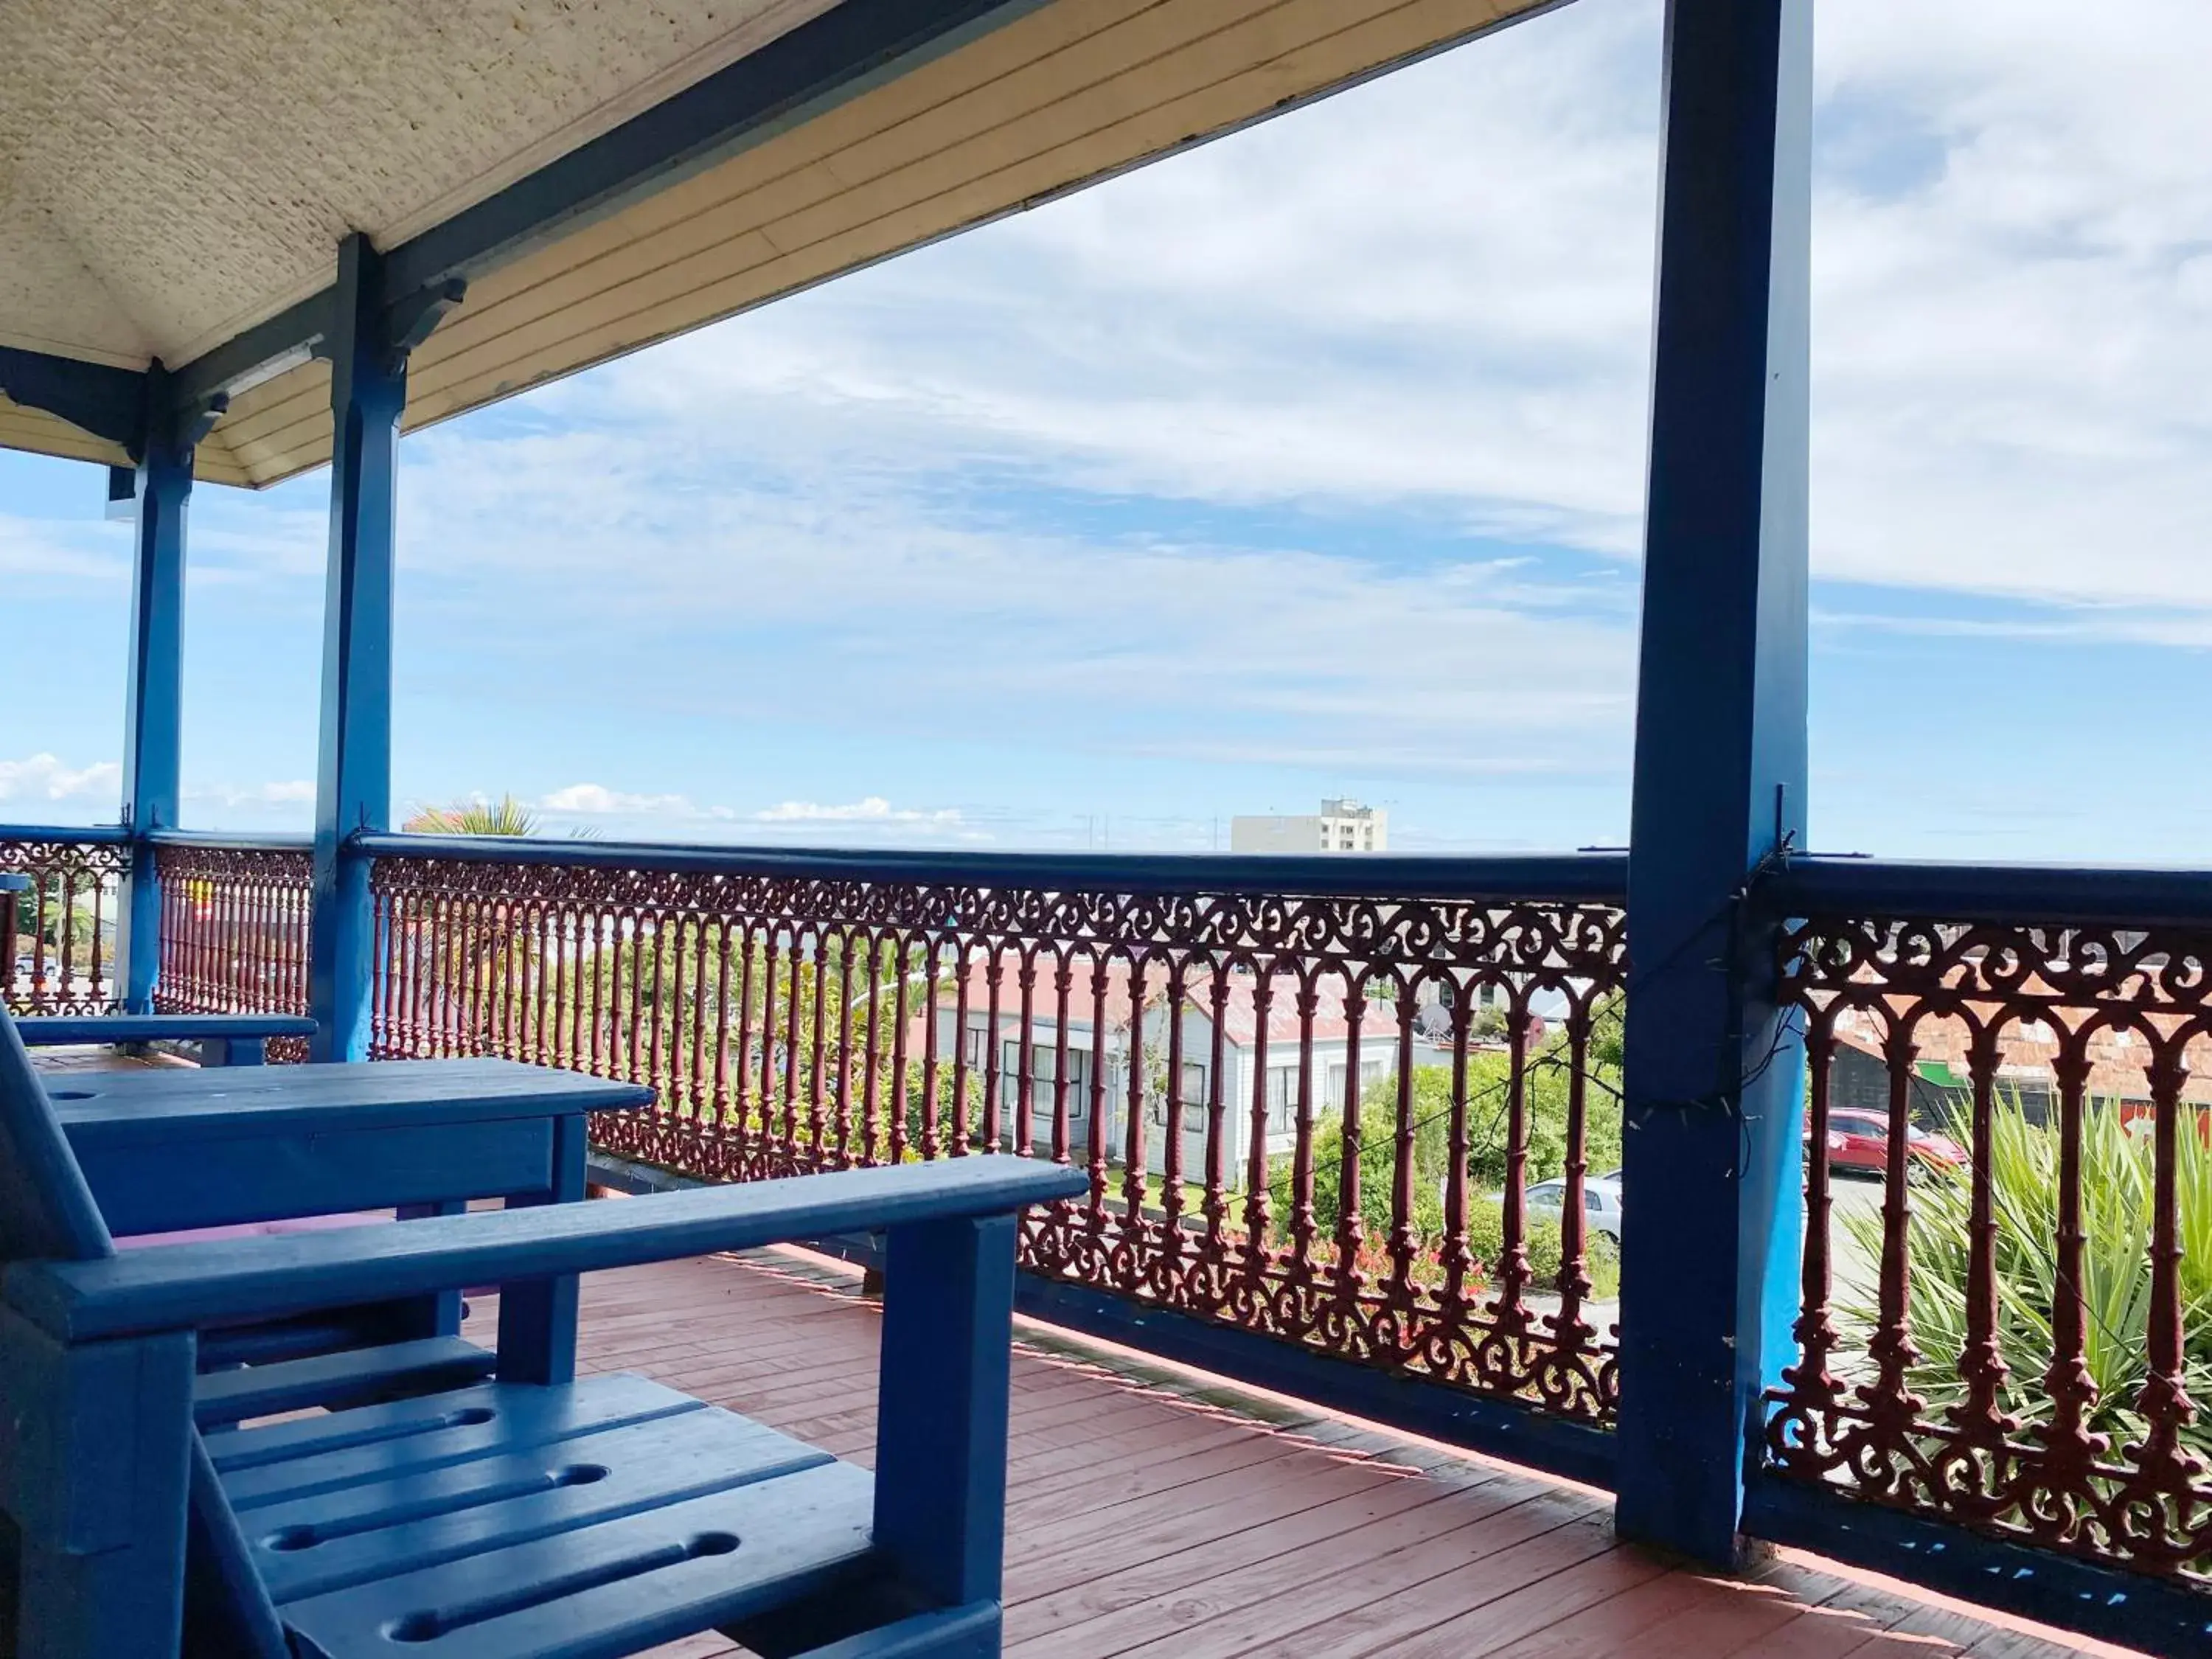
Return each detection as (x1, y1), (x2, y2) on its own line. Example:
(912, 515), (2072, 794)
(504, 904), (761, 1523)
(369, 851), (1628, 1426)
(2, 835), (126, 1016)
(1770, 911), (2212, 1585)
(152, 843), (313, 1059)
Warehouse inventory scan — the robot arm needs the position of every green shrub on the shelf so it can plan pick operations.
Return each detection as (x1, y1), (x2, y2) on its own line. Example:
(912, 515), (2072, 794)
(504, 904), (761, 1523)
(1469, 1200), (1621, 1301)
(1265, 996), (1625, 1302)
(1270, 1108), (1450, 1245)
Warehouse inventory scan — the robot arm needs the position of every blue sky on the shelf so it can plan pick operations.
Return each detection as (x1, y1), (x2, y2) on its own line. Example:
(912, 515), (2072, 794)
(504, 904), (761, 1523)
(6, 0), (2212, 858)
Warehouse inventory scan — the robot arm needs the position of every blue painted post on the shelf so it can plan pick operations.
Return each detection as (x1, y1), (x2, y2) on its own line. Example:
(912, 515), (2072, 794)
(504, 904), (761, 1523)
(308, 235), (403, 1063)
(1613, 0), (1811, 1568)
(118, 376), (193, 1014)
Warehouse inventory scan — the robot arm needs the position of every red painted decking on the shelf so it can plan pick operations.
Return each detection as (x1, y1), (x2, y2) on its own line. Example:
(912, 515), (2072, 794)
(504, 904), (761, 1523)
(474, 1246), (2143, 1659)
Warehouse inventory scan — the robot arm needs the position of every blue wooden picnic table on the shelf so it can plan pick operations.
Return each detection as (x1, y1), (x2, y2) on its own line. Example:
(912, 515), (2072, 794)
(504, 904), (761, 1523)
(1, 1004), (1079, 1658)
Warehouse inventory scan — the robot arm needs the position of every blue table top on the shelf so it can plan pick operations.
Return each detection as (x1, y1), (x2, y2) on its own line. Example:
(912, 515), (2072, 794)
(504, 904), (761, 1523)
(48, 1057), (655, 1146)
(0, 872), (30, 892)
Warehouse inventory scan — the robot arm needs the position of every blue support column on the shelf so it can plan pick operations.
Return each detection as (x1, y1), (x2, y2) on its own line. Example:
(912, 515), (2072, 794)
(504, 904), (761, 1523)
(307, 235), (403, 1062)
(1614, 0), (1812, 1567)
(117, 376), (194, 1013)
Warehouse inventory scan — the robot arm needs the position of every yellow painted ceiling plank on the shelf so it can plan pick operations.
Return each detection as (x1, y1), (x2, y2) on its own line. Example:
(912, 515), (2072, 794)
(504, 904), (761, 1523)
(207, 4), (1180, 450)
(406, 0), (1427, 414)
(0, 402), (129, 471)
(387, 0), (1527, 451)
(441, 0), (1173, 327)
(419, 0), (1293, 381)
(220, 360), (332, 481)
(209, 0), (1538, 487)
(427, 0), (1214, 366)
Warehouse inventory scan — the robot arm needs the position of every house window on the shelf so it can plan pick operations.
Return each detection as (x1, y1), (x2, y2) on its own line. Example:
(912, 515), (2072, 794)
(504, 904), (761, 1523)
(962, 1025), (989, 1069)
(1265, 1064), (1301, 1116)
(1155, 1061), (1207, 1124)
(1015, 1043), (1092, 1122)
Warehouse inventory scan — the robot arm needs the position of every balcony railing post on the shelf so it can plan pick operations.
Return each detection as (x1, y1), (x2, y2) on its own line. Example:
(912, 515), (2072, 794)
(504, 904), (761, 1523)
(1615, 0), (1812, 1567)
(118, 371), (196, 1014)
(307, 234), (404, 1062)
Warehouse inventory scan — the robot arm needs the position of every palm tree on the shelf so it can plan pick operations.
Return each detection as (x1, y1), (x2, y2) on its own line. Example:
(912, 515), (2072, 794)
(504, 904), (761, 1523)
(403, 794), (540, 835)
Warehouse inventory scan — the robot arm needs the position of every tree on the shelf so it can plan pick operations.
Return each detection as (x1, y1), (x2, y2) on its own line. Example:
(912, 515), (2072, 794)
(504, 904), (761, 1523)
(404, 794), (540, 835)
(1271, 994), (1625, 1245)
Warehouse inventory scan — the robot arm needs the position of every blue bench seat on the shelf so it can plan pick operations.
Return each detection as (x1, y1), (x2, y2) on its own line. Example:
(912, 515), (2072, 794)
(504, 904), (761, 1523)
(215, 1375), (880, 1659)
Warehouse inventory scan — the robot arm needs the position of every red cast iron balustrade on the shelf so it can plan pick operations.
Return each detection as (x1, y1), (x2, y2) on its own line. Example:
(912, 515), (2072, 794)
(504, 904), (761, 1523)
(365, 851), (1627, 1426)
(1, 835), (126, 1015)
(1768, 911), (2212, 1585)
(150, 841), (313, 1058)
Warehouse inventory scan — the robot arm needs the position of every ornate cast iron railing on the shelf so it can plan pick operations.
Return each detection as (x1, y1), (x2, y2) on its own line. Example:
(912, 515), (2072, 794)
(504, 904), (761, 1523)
(1, 829), (127, 1015)
(1766, 864), (2212, 1588)
(363, 838), (1630, 1426)
(150, 836), (313, 1057)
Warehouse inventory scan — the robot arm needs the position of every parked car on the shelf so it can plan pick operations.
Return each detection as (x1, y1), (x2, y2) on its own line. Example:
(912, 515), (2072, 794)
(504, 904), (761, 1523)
(1817, 1109), (1967, 1177)
(1526, 1172), (1623, 1243)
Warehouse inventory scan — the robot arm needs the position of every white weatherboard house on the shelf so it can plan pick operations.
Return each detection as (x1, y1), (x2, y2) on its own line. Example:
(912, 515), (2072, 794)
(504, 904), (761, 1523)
(933, 954), (1461, 1180)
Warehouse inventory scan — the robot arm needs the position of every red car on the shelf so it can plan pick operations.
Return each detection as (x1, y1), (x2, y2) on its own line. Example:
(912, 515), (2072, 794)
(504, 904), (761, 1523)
(1818, 1110), (1968, 1177)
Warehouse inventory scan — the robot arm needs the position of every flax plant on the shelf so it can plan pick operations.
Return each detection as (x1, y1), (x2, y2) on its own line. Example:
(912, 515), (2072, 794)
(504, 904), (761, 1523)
(1839, 1093), (2212, 1455)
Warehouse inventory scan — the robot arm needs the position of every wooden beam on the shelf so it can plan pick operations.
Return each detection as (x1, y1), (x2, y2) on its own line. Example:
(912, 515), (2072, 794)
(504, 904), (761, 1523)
(0, 345), (145, 450)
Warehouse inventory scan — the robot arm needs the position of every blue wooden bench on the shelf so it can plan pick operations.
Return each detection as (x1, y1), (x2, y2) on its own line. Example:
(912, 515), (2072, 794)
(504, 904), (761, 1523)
(48, 1056), (653, 1423)
(15, 1012), (320, 1066)
(0, 1009), (1084, 1658)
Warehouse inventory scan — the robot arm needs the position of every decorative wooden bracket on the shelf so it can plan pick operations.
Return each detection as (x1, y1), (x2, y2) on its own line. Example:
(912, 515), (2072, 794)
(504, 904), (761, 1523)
(379, 276), (468, 374)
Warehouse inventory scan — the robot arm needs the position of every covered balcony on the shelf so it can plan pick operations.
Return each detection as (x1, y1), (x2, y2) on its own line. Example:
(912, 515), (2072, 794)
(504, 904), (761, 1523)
(3, 1), (2205, 1655)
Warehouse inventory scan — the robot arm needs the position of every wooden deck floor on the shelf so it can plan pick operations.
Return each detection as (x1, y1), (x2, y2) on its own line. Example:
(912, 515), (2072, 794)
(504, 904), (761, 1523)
(473, 1245), (2144, 1659)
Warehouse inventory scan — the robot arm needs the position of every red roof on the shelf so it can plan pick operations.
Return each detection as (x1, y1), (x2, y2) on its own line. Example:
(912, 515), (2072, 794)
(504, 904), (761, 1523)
(1830, 1006), (2212, 1105)
(935, 951), (1528, 1051)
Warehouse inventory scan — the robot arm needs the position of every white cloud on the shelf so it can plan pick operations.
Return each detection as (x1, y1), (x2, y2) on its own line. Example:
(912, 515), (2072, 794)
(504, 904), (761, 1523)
(0, 754), (120, 803)
(564, 0), (1663, 554)
(0, 515), (128, 583)
(530, 785), (975, 841)
(501, 0), (2212, 619)
(185, 780), (316, 808)
(539, 782), (698, 816)
(754, 798), (961, 825)
(396, 420), (1638, 781)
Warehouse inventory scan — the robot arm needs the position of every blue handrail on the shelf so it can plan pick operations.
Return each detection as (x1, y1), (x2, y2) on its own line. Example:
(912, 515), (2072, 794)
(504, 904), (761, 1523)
(1770, 852), (2212, 928)
(0, 824), (133, 846)
(19, 823), (2212, 928)
(141, 828), (315, 852)
(352, 830), (1633, 904)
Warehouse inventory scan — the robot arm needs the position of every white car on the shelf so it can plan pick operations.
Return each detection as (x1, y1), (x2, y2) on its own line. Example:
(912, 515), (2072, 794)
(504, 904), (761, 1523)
(1526, 1172), (1623, 1244)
